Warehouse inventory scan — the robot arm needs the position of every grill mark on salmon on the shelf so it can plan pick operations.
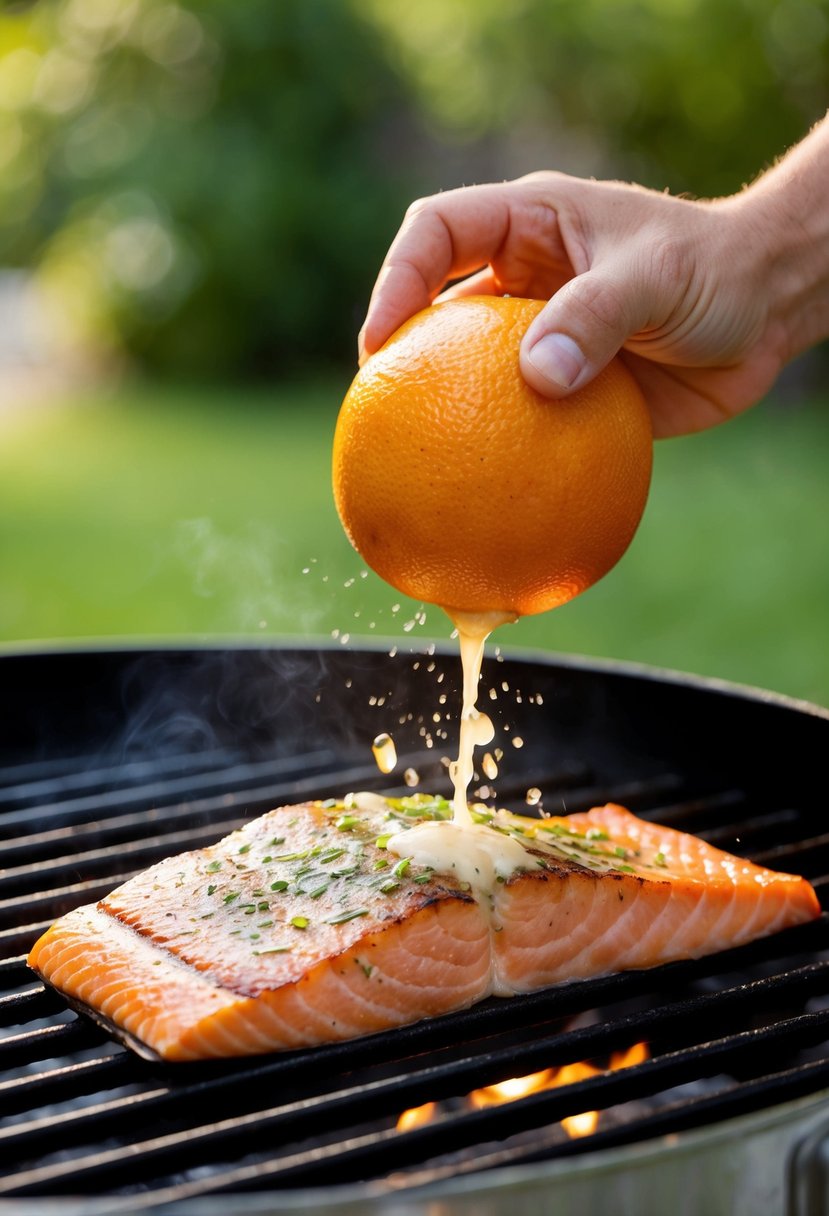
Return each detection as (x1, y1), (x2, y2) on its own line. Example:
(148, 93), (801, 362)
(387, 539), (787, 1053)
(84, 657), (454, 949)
(27, 798), (821, 1061)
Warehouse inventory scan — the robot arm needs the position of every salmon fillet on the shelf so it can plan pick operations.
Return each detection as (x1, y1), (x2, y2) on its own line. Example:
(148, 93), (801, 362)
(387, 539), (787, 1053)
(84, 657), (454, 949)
(27, 796), (821, 1061)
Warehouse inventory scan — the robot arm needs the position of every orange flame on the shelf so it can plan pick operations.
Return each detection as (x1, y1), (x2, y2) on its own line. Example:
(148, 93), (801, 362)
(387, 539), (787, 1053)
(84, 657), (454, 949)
(396, 1101), (439, 1132)
(396, 1042), (649, 1139)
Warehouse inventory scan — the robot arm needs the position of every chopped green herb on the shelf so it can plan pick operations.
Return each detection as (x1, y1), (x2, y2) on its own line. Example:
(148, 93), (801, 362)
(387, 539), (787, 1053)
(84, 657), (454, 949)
(258, 901), (269, 912)
(586, 828), (610, 841)
(290, 916), (309, 930)
(269, 836), (286, 847)
(373, 858), (389, 871)
(319, 847), (347, 864)
(375, 833), (392, 849)
(238, 843), (251, 854)
(654, 852), (667, 867)
(336, 814), (361, 832)
(307, 883), (330, 899)
(324, 907), (370, 925)
(378, 879), (399, 894)
(205, 860), (222, 873)
(258, 920), (274, 929)
(270, 879), (289, 892)
(253, 945), (291, 955)
(413, 872), (433, 884)
(392, 858), (411, 877)
(223, 892), (239, 904)
(614, 846), (628, 858)
(207, 884), (217, 896)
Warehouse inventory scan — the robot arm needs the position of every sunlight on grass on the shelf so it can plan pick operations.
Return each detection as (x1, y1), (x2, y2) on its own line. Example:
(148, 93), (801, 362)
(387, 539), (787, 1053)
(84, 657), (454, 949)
(1, 381), (827, 706)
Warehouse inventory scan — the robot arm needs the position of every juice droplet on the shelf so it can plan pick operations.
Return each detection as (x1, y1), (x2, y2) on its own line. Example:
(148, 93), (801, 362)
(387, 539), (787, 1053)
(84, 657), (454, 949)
(482, 752), (498, 780)
(525, 787), (542, 806)
(512, 736), (524, 749)
(372, 733), (397, 774)
(404, 767), (420, 788)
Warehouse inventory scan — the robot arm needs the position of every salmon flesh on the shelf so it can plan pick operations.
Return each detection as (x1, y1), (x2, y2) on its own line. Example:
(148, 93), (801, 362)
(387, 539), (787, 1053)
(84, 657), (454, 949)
(27, 796), (821, 1061)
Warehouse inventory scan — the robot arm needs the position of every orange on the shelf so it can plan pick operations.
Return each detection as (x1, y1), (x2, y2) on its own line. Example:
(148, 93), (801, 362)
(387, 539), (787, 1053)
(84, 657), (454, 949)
(332, 296), (652, 622)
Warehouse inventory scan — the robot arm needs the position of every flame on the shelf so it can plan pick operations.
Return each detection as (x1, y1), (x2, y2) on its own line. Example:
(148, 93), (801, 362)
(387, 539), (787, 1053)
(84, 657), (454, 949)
(396, 1042), (649, 1139)
(396, 1101), (438, 1132)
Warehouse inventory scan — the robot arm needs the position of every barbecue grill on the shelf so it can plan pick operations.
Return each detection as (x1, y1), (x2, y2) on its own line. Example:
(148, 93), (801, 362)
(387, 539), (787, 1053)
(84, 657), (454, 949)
(2, 640), (829, 1215)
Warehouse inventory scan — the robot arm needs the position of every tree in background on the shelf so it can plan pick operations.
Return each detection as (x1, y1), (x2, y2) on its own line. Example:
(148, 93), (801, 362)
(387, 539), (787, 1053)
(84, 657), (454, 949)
(1, 0), (827, 379)
(0, 0), (415, 378)
(364, 0), (829, 197)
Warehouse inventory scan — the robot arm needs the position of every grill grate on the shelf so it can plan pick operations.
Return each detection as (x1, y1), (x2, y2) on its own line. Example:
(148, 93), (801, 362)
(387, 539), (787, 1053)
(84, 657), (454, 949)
(1, 644), (828, 1210)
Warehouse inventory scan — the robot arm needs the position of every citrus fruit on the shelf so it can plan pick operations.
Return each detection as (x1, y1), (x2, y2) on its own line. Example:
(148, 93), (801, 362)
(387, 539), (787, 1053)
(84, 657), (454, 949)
(332, 295), (652, 621)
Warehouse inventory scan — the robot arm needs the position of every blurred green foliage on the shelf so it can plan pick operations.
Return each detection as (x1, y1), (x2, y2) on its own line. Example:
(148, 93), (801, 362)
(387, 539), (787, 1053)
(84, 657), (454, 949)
(1, 0), (828, 376)
(0, 0), (414, 376)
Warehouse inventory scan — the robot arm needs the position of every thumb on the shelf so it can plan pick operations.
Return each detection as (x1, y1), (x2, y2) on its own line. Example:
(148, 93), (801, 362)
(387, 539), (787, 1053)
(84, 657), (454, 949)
(519, 266), (651, 397)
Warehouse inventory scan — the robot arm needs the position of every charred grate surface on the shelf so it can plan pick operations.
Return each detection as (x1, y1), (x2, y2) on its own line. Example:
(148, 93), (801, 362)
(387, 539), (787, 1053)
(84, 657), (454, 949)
(1, 644), (828, 1209)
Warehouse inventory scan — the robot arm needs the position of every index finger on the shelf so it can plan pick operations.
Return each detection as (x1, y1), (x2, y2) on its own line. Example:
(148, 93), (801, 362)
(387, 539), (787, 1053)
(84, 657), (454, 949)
(358, 184), (513, 360)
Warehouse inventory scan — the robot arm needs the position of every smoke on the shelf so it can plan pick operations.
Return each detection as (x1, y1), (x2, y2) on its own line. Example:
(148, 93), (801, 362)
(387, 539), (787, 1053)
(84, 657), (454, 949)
(173, 516), (327, 635)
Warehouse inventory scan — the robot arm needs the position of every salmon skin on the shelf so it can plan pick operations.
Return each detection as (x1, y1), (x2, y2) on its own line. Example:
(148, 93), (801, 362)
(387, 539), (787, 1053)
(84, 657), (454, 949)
(28, 796), (821, 1061)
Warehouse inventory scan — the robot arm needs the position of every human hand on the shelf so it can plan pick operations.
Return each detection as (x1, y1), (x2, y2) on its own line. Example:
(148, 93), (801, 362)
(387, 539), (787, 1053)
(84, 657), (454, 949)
(358, 170), (803, 439)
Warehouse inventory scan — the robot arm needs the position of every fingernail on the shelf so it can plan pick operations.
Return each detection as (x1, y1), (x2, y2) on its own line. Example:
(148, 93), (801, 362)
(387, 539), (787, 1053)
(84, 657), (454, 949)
(527, 333), (584, 389)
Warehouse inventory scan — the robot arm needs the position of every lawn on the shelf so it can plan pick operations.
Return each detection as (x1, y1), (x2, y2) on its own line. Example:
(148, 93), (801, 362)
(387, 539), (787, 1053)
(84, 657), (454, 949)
(1, 378), (827, 707)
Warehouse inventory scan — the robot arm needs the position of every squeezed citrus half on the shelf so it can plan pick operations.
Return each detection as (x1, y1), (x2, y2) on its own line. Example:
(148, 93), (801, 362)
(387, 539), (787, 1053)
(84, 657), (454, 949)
(332, 295), (652, 621)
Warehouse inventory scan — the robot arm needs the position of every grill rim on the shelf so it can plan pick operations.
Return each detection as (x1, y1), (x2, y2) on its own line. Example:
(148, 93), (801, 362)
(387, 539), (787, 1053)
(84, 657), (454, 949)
(0, 632), (827, 722)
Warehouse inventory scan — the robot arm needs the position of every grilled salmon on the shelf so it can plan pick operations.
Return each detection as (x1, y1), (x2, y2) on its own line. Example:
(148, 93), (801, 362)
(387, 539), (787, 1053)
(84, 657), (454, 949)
(27, 796), (821, 1061)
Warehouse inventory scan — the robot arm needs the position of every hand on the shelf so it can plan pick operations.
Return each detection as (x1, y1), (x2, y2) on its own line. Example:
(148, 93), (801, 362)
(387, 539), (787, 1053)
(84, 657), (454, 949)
(358, 168), (808, 439)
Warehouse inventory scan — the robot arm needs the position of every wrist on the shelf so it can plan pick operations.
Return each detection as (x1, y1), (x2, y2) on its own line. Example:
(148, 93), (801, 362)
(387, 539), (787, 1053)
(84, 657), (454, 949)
(723, 117), (829, 364)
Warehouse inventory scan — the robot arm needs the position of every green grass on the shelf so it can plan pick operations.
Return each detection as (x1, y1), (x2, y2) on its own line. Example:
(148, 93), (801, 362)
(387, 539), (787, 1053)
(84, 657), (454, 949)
(1, 380), (827, 707)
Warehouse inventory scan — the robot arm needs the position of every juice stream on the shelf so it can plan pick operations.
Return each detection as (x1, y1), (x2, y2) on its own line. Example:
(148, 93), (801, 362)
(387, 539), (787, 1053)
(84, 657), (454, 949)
(386, 610), (527, 887)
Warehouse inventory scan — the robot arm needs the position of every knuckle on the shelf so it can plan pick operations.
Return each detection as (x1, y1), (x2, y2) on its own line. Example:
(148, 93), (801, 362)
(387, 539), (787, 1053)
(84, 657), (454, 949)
(571, 274), (628, 335)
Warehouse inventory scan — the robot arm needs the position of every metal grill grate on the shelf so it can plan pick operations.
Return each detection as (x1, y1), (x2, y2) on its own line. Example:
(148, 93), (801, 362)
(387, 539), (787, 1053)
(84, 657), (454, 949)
(1, 644), (828, 1210)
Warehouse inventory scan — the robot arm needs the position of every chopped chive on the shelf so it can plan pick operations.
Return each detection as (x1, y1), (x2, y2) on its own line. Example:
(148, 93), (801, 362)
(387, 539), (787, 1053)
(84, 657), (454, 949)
(375, 833), (392, 849)
(373, 858), (389, 871)
(223, 892), (239, 904)
(253, 945), (291, 955)
(205, 860), (222, 873)
(324, 907), (370, 925)
(413, 871), (433, 884)
(269, 836), (286, 847)
(392, 858), (410, 877)
(336, 814), (361, 832)
(319, 847), (347, 864)
(307, 883), (330, 899)
(378, 879), (399, 894)
(207, 884), (217, 896)
(654, 852), (667, 867)
(238, 843), (251, 854)
(615, 846), (628, 858)
(290, 916), (309, 930)
(258, 920), (274, 929)
(273, 849), (310, 862)
(270, 879), (289, 892)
